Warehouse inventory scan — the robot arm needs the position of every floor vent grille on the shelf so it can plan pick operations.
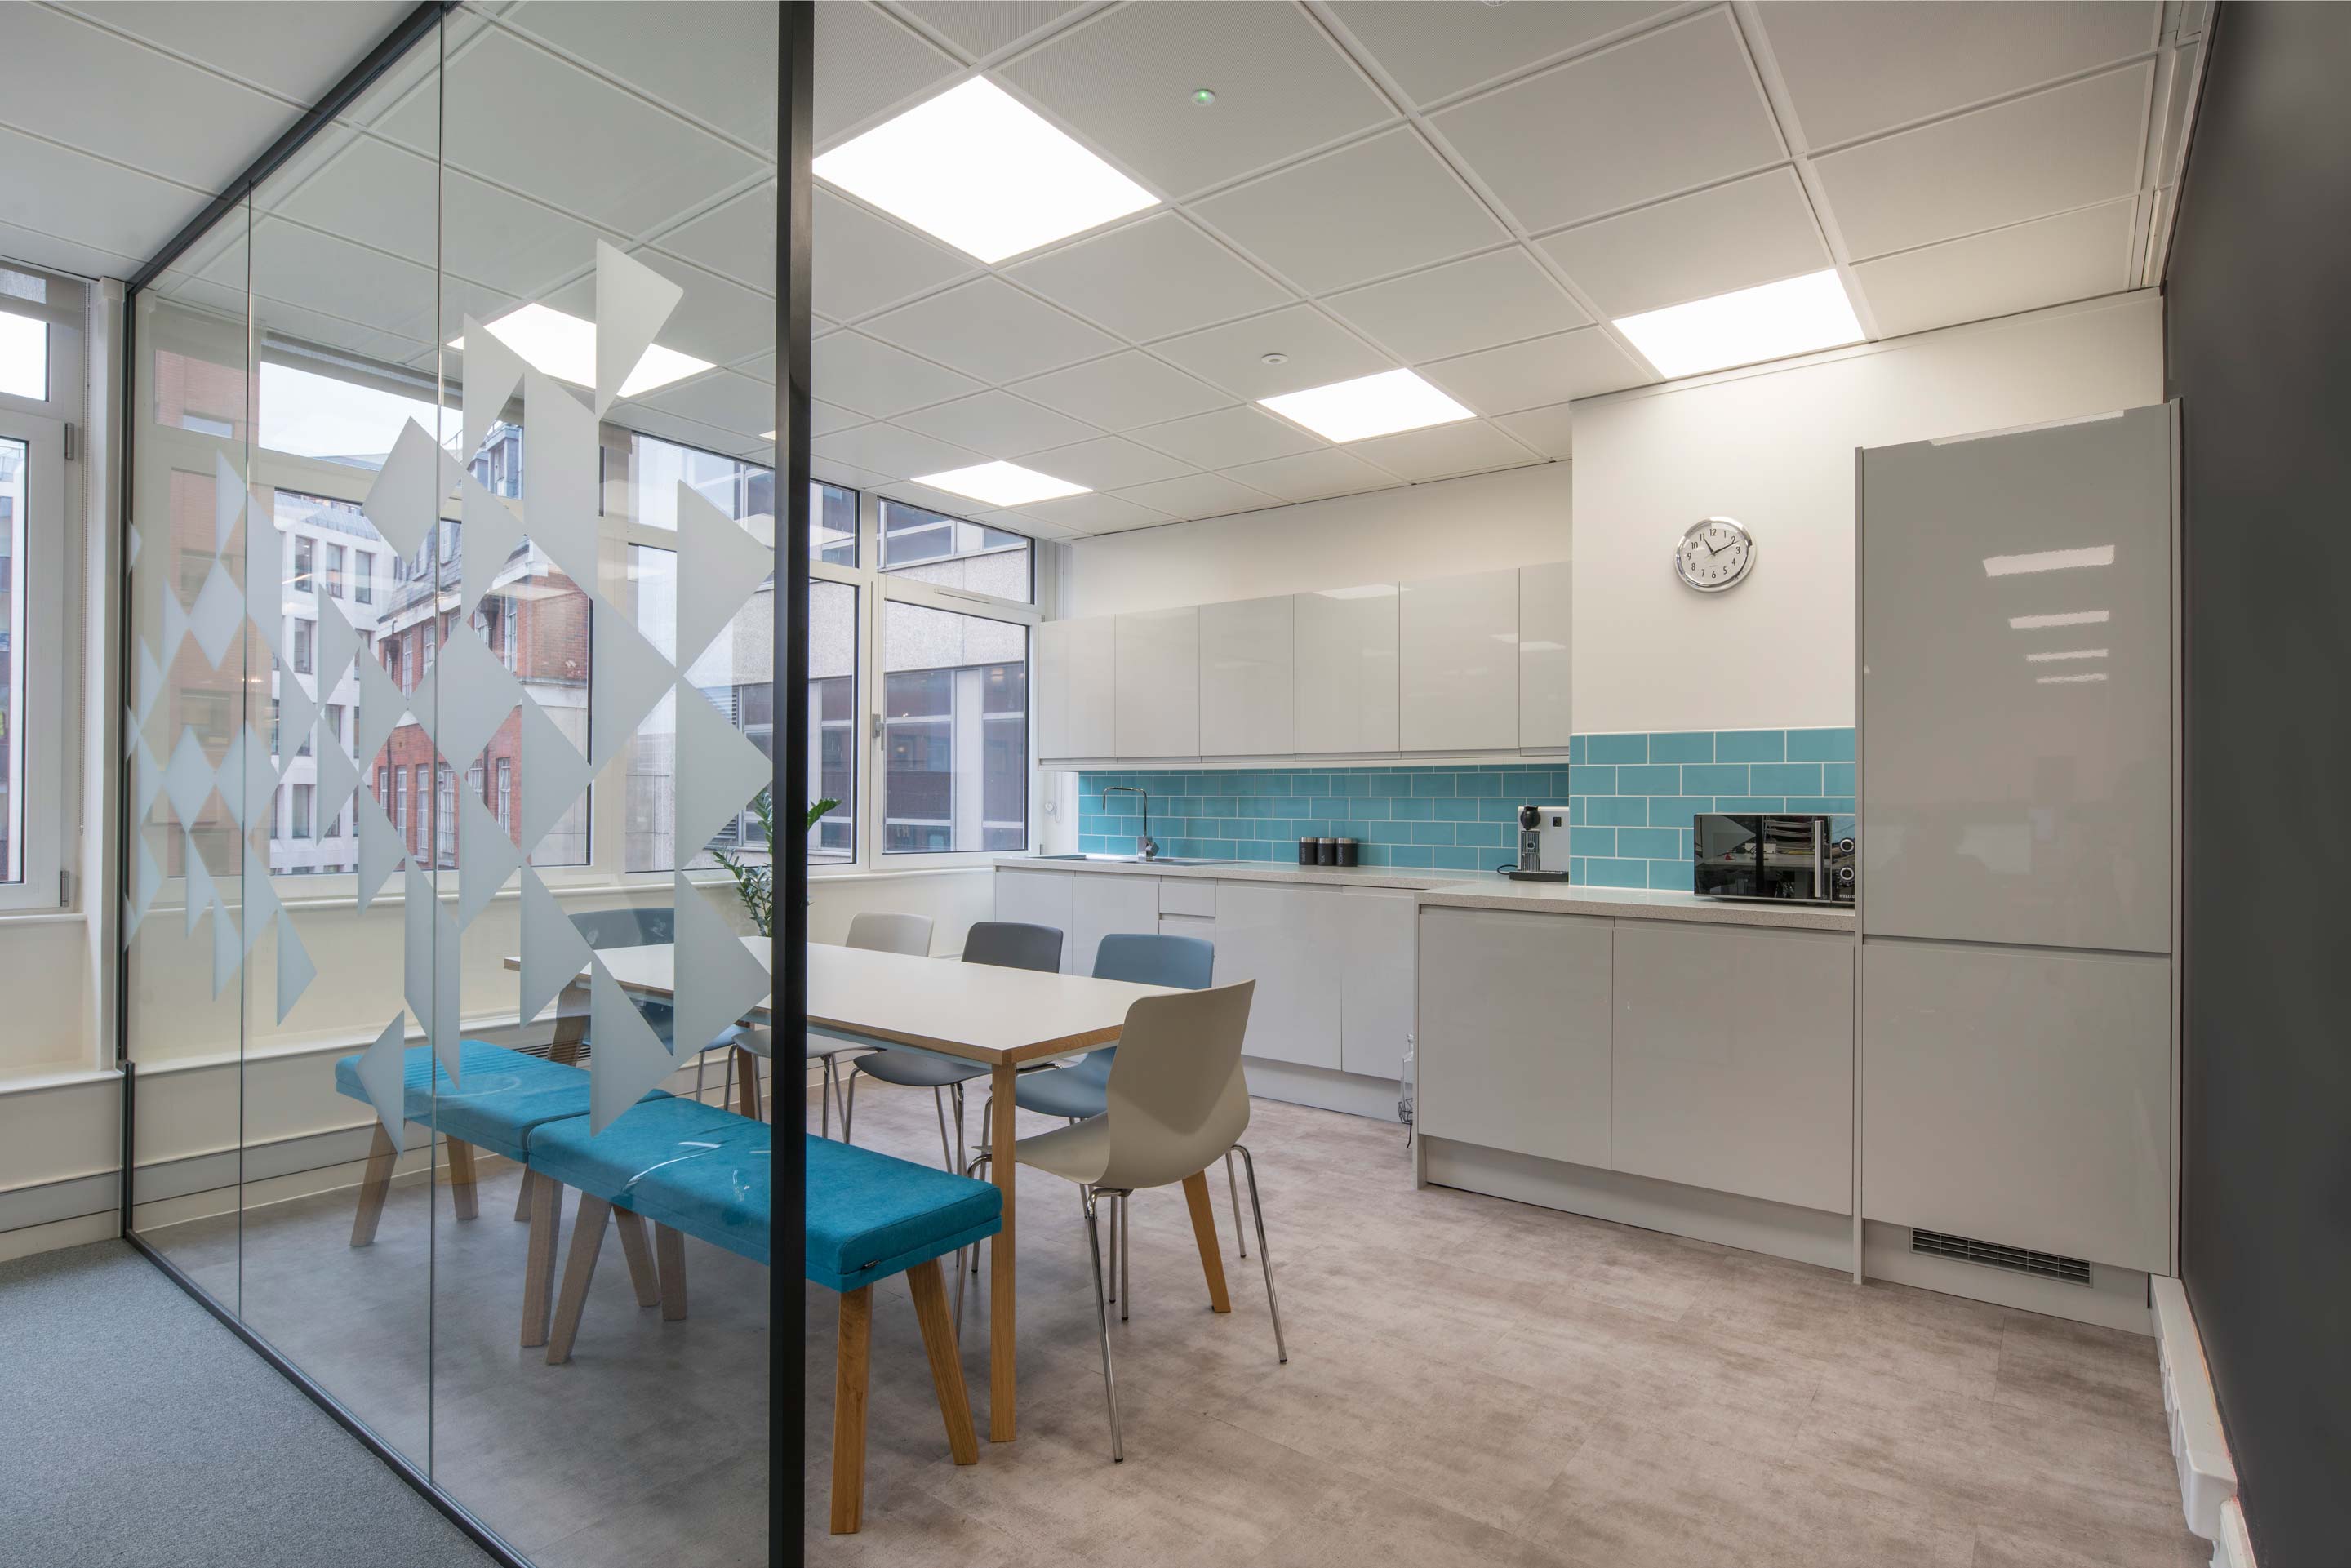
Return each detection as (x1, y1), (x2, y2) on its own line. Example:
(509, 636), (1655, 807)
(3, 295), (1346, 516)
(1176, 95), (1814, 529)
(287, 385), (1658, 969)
(1909, 1228), (2092, 1286)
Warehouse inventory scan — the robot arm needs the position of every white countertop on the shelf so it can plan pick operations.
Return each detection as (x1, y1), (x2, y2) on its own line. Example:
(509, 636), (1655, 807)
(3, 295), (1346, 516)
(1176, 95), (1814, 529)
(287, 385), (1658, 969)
(995, 855), (1855, 931)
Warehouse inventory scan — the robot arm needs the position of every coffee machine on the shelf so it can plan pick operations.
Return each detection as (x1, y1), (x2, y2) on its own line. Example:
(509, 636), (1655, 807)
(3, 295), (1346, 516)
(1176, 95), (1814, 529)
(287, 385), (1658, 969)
(1506, 803), (1572, 882)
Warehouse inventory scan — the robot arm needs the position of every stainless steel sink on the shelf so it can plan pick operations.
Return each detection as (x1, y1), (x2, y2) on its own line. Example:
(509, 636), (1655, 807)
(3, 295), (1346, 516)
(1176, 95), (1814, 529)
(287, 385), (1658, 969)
(1029, 853), (1238, 867)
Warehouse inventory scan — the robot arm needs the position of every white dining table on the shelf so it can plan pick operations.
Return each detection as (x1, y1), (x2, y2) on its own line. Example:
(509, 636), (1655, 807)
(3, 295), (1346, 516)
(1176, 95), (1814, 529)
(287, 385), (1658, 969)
(508, 938), (1205, 1443)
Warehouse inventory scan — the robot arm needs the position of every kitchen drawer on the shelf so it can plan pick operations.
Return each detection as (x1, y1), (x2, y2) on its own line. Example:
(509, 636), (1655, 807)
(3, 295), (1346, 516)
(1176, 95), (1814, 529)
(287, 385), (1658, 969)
(1159, 879), (1217, 917)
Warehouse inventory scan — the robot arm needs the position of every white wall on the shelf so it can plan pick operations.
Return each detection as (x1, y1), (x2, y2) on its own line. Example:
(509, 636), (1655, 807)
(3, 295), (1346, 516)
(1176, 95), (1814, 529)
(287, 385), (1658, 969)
(1571, 293), (2164, 735)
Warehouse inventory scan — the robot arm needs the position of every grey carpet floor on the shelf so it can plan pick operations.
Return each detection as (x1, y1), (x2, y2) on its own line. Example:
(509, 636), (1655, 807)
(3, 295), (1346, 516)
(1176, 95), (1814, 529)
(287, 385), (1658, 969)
(0, 1240), (493, 1568)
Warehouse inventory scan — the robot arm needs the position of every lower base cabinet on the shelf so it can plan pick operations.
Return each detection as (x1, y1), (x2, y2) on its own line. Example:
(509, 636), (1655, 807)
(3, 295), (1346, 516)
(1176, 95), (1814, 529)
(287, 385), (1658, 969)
(1070, 873), (1159, 977)
(1338, 888), (1415, 1082)
(1213, 881), (1341, 1070)
(992, 871), (1073, 966)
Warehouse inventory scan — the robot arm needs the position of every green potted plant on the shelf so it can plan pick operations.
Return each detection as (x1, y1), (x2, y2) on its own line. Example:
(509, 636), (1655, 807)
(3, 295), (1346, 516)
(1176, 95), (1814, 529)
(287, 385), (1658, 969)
(713, 788), (837, 937)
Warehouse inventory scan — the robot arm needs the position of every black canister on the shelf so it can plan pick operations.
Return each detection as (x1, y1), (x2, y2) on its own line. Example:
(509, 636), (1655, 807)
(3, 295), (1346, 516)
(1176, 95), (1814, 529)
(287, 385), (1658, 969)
(1316, 837), (1338, 865)
(1336, 837), (1359, 867)
(1297, 837), (1317, 865)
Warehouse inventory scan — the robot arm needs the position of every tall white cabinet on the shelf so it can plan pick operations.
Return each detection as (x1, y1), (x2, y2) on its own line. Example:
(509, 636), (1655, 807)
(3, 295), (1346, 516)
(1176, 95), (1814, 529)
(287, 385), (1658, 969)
(1036, 616), (1115, 761)
(1291, 585), (1400, 755)
(1113, 606), (1200, 760)
(1399, 567), (1520, 753)
(1200, 596), (1293, 757)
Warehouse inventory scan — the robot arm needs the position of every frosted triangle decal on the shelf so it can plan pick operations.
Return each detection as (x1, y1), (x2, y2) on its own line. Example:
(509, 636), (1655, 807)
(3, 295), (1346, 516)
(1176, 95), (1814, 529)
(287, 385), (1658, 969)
(315, 597), (360, 691)
(313, 729), (360, 824)
(518, 864), (592, 1028)
(518, 695), (591, 857)
(221, 726), (276, 834)
(353, 793), (406, 913)
(589, 957), (674, 1135)
(354, 1014), (411, 1156)
(241, 844), (280, 956)
(213, 452), (245, 557)
(673, 686), (770, 862)
(427, 625), (521, 771)
(159, 589), (190, 669)
(242, 495), (283, 662)
(132, 638), (164, 727)
(277, 669), (318, 771)
(593, 240), (684, 420)
(460, 313), (524, 464)
(672, 874), (769, 1065)
(674, 482), (771, 671)
(183, 833), (217, 938)
(588, 607), (673, 770)
(211, 899), (241, 999)
(458, 469), (527, 622)
(130, 732), (164, 825)
(364, 418), (460, 560)
(456, 783), (520, 931)
(162, 729), (216, 828)
(518, 369), (599, 593)
(402, 864), (463, 1085)
(353, 644), (408, 766)
(189, 562), (244, 668)
(276, 910), (317, 1024)
(127, 833), (162, 937)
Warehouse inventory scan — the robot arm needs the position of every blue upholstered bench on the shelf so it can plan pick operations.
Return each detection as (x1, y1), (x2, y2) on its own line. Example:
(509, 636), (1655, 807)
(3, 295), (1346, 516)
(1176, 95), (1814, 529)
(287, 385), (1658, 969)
(534, 1101), (1001, 1533)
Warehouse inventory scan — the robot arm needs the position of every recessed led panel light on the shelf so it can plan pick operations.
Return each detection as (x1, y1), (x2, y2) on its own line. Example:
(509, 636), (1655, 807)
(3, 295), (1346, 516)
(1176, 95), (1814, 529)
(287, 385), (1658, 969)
(449, 303), (712, 398)
(2010, 610), (2109, 629)
(2037, 673), (2109, 684)
(1260, 369), (1473, 443)
(1314, 584), (1399, 600)
(1612, 269), (1864, 379)
(2025, 648), (2109, 662)
(812, 78), (1158, 264)
(1983, 545), (2115, 577)
(910, 461), (1089, 508)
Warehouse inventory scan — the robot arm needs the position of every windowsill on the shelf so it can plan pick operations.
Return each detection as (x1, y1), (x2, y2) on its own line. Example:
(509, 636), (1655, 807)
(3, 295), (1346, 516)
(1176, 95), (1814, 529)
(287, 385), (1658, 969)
(809, 863), (1001, 883)
(0, 908), (88, 927)
(0, 1064), (121, 1095)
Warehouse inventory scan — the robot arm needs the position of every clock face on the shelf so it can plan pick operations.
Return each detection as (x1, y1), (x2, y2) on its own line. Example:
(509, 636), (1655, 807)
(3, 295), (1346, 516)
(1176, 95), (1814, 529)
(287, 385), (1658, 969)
(1675, 516), (1754, 593)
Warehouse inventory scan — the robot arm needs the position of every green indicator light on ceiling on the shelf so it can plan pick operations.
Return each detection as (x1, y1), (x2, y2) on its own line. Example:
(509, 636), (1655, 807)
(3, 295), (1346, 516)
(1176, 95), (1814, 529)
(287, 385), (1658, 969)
(1191, 87), (1216, 106)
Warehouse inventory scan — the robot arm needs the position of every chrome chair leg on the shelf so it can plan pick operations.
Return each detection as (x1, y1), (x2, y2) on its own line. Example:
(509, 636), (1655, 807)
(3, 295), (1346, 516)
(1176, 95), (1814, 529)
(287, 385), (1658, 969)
(695, 1047), (707, 1108)
(1226, 1149), (1246, 1259)
(932, 1087), (958, 1171)
(1106, 1193), (1118, 1307)
(720, 1047), (734, 1111)
(954, 1151), (991, 1339)
(951, 1082), (967, 1183)
(1234, 1144), (1286, 1364)
(1082, 1188), (1124, 1462)
(1118, 1193), (1131, 1323)
(842, 1070), (858, 1144)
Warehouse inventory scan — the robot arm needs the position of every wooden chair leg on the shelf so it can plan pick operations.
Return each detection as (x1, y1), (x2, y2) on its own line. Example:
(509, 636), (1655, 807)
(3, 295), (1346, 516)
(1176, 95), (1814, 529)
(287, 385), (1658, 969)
(522, 1174), (564, 1348)
(613, 1209), (661, 1308)
(830, 1286), (873, 1534)
(546, 1194), (611, 1365)
(656, 1224), (688, 1321)
(1181, 1169), (1233, 1314)
(735, 1046), (763, 1121)
(513, 1167), (534, 1222)
(906, 1259), (977, 1465)
(349, 1124), (398, 1248)
(445, 1139), (480, 1221)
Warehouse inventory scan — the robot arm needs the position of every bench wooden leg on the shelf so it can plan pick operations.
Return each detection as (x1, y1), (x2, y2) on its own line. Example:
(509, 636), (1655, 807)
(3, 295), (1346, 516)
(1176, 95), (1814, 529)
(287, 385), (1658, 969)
(735, 1046), (763, 1122)
(1181, 1169), (1233, 1314)
(656, 1224), (688, 1321)
(613, 1209), (660, 1308)
(830, 1285), (873, 1534)
(522, 1175), (563, 1348)
(445, 1139), (479, 1221)
(546, 1193), (610, 1365)
(907, 1259), (977, 1466)
(349, 1124), (398, 1248)
(513, 1167), (534, 1223)
(549, 991), (588, 1067)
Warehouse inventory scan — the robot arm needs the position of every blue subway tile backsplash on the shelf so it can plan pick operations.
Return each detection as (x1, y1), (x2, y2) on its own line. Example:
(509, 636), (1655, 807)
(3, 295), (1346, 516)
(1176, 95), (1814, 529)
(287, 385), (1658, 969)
(1072, 728), (1855, 881)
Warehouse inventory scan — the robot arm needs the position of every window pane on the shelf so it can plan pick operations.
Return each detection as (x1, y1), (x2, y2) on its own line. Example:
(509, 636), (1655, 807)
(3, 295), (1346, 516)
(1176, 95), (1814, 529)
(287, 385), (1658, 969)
(811, 480), (856, 566)
(0, 438), (22, 880)
(624, 430), (771, 532)
(810, 580), (856, 861)
(882, 599), (1027, 854)
(880, 499), (1032, 602)
(0, 310), (44, 401)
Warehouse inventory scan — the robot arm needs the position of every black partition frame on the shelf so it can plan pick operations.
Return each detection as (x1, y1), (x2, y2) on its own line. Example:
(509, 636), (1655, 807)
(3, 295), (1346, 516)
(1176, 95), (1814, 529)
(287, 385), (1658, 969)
(112, 5), (812, 1561)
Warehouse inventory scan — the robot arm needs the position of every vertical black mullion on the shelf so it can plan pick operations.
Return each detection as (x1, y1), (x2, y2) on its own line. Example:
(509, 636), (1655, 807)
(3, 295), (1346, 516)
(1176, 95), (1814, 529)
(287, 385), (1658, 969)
(774, 2), (814, 1561)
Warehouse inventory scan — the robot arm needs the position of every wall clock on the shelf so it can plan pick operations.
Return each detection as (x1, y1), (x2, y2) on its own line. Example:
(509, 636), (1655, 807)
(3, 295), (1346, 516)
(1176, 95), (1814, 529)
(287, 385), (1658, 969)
(1674, 516), (1755, 593)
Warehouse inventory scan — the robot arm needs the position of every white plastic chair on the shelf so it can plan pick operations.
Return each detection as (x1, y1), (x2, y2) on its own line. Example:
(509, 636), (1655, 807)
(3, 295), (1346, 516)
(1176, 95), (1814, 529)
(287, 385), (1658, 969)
(731, 911), (933, 1130)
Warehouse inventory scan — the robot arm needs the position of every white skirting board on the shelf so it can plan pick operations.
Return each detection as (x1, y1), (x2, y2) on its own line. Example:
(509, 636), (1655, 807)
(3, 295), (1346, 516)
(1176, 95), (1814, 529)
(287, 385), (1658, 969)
(1240, 1056), (1411, 1124)
(1861, 1220), (2153, 1335)
(2151, 1275), (2239, 1541)
(2212, 1499), (2255, 1568)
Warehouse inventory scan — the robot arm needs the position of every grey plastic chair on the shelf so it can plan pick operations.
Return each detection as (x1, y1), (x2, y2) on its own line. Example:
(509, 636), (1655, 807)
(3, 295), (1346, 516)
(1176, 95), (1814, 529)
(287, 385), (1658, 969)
(734, 911), (933, 1133)
(847, 921), (1064, 1171)
(568, 905), (747, 1104)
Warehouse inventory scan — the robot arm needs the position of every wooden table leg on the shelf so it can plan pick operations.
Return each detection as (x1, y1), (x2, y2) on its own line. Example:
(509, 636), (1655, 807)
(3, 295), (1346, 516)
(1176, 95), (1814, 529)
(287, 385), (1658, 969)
(549, 988), (588, 1067)
(988, 1060), (1017, 1442)
(735, 1046), (763, 1121)
(1182, 1170), (1233, 1314)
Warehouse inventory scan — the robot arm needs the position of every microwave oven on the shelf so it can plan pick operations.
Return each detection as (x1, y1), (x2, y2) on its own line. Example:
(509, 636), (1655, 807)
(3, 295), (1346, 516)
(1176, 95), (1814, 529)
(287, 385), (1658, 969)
(1692, 814), (1855, 904)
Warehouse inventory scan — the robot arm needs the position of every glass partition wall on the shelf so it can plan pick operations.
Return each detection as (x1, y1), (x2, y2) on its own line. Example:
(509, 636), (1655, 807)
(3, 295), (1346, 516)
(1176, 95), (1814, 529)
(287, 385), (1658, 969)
(123, 7), (782, 1561)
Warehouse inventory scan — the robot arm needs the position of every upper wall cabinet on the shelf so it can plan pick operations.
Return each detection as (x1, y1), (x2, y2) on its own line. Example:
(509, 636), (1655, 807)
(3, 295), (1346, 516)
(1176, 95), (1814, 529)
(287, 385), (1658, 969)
(1038, 615), (1116, 761)
(1114, 606), (1200, 759)
(1519, 560), (1573, 751)
(1292, 584), (1400, 755)
(1400, 567), (1521, 753)
(1200, 596), (1294, 757)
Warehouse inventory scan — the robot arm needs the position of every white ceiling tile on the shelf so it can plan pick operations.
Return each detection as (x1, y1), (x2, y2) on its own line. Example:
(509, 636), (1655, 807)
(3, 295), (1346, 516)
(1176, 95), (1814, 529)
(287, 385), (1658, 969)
(1019, 436), (1194, 491)
(811, 421), (984, 479)
(1221, 447), (1394, 504)
(1852, 198), (2135, 338)
(538, 251), (774, 371)
(1010, 350), (1233, 430)
(56, 0), (410, 102)
(812, 400), (864, 438)
(1758, 2), (2161, 149)
(0, 123), (208, 265)
(1127, 405), (1322, 469)
(895, 389), (1103, 457)
(0, 216), (144, 284)
(898, 2), (1092, 61)
(1004, 213), (1291, 342)
(631, 370), (774, 437)
(1111, 471), (1281, 522)
(1539, 167), (1830, 318)
(503, 0), (779, 153)
(1346, 420), (1540, 482)
(812, 330), (984, 417)
(1813, 64), (2153, 259)
(1432, 9), (1784, 232)
(1001, 1), (1395, 197)
(816, 0), (964, 145)
(240, 215), (439, 340)
(1327, 1), (1677, 108)
(1191, 127), (1507, 295)
(1421, 326), (1651, 414)
(1493, 401), (1574, 460)
(1325, 247), (1589, 364)
(813, 188), (976, 321)
(651, 185), (775, 293)
(1015, 491), (1173, 533)
(814, 457), (892, 491)
(1151, 304), (1391, 402)
(862, 276), (1121, 381)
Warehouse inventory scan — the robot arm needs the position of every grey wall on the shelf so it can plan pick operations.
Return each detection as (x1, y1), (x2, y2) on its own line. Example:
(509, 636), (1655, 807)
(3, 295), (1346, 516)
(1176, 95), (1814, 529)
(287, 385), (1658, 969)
(2167, 6), (2351, 1562)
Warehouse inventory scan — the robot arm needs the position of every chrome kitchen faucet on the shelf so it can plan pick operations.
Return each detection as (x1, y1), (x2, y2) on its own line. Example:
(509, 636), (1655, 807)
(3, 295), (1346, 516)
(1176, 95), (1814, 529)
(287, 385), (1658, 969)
(1101, 784), (1158, 860)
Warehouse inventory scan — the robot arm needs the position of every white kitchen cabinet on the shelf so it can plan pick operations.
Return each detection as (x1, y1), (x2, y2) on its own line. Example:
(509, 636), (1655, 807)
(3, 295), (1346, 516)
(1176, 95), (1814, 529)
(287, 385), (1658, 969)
(1037, 615), (1115, 761)
(1862, 938), (2170, 1271)
(992, 870), (1073, 965)
(1199, 596), (1294, 757)
(1113, 606), (1200, 759)
(1417, 906), (1612, 1168)
(1399, 567), (1520, 753)
(1213, 880), (1340, 1070)
(1610, 922), (1852, 1215)
(1069, 873), (1160, 978)
(1291, 585), (1399, 754)
(1518, 561), (1573, 752)
(1338, 887), (1417, 1082)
